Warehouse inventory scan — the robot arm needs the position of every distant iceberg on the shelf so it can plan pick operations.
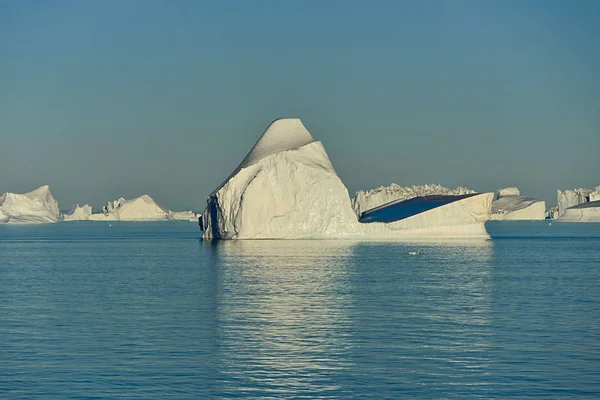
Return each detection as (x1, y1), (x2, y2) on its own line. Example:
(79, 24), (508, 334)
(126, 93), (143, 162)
(490, 187), (545, 220)
(168, 210), (199, 221)
(496, 187), (521, 198)
(557, 187), (600, 218)
(556, 186), (600, 222)
(557, 187), (600, 220)
(89, 195), (170, 221)
(352, 183), (475, 217)
(62, 204), (93, 221)
(0, 185), (60, 224)
(559, 201), (600, 222)
(202, 118), (493, 239)
(545, 205), (559, 220)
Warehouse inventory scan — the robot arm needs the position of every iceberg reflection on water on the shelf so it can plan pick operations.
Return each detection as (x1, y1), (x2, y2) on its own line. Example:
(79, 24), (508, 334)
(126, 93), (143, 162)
(205, 239), (494, 398)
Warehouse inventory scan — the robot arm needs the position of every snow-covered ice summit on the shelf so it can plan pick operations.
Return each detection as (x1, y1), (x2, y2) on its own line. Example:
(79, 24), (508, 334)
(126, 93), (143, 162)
(0, 185), (60, 224)
(201, 118), (493, 240)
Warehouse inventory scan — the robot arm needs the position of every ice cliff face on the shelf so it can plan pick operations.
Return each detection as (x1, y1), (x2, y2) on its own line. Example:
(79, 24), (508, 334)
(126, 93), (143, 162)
(0, 185), (60, 224)
(89, 195), (170, 221)
(352, 183), (475, 216)
(557, 187), (600, 218)
(202, 118), (493, 240)
(62, 204), (93, 221)
(490, 187), (545, 220)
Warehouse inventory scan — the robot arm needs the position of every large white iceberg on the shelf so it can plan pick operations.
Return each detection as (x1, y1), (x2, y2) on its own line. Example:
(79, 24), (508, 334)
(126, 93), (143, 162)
(62, 204), (93, 221)
(89, 195), (170, 221)
(557, 187), (600, 218)
(352, 183), (475, 216)
(490, 187), (545, 220)
(559, 201), (600, 222)
(202, 118), (493, 239)
(0, 185), (60, 224)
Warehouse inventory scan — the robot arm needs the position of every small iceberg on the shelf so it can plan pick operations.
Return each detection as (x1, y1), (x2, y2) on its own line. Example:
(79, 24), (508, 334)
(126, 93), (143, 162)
(89, 195), (170, 221)
(490, 187), (545, 220)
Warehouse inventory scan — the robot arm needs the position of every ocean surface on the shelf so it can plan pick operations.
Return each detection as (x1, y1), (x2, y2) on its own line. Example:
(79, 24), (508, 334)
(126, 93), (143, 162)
(1, 221), (600, 399)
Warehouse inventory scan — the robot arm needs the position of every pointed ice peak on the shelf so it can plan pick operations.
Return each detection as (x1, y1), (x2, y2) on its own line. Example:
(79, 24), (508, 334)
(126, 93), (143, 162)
(24, 185), (52, 199)
(238, 118), (315, 170)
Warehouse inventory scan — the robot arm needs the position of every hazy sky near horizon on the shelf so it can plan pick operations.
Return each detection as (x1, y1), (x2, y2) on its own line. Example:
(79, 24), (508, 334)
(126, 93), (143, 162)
(1, 0), (598, 210)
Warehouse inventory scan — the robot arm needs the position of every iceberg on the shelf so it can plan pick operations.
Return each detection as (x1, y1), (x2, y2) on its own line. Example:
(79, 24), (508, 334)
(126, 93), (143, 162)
(590, 187), (600, 202)
(496, 187), (520, 197)
(168, 210), (199, 221)
(0, 185), (60, 224)
(545, 205), (559, 220)
(202, 118), (493, 239)
(490, 187), (545, 220)
(89, 194), (170, 221)
(61, 204), (93, 221)
(557, 187), (600, 218)
(352, 183), (475, 216)
(559, 201), (600, 222)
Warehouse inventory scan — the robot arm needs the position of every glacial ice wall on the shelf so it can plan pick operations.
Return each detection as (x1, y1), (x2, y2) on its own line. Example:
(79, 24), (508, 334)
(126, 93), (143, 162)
(0, 185), (60, 224)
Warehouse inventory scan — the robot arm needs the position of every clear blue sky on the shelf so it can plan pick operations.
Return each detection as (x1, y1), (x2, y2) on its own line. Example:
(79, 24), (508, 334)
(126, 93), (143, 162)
(1, 0), (598, 211)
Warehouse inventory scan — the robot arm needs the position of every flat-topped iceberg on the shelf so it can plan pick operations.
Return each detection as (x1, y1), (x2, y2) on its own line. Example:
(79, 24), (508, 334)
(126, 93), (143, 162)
(559, 201), (600, 222)
(490, 187), (545, 220)
(496, 187), (520, 198)
(89, 194), (170, 221)
(202, 118), (493, 239)
(352, 183), (475, 216)
(62, 204), (93, 221)
(557, 187), (600, 218)
(0, 185), (60, 224)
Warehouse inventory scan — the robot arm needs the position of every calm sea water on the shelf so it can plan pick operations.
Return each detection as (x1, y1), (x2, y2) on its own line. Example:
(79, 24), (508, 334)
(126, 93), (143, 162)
(1, 221), (600, 399)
